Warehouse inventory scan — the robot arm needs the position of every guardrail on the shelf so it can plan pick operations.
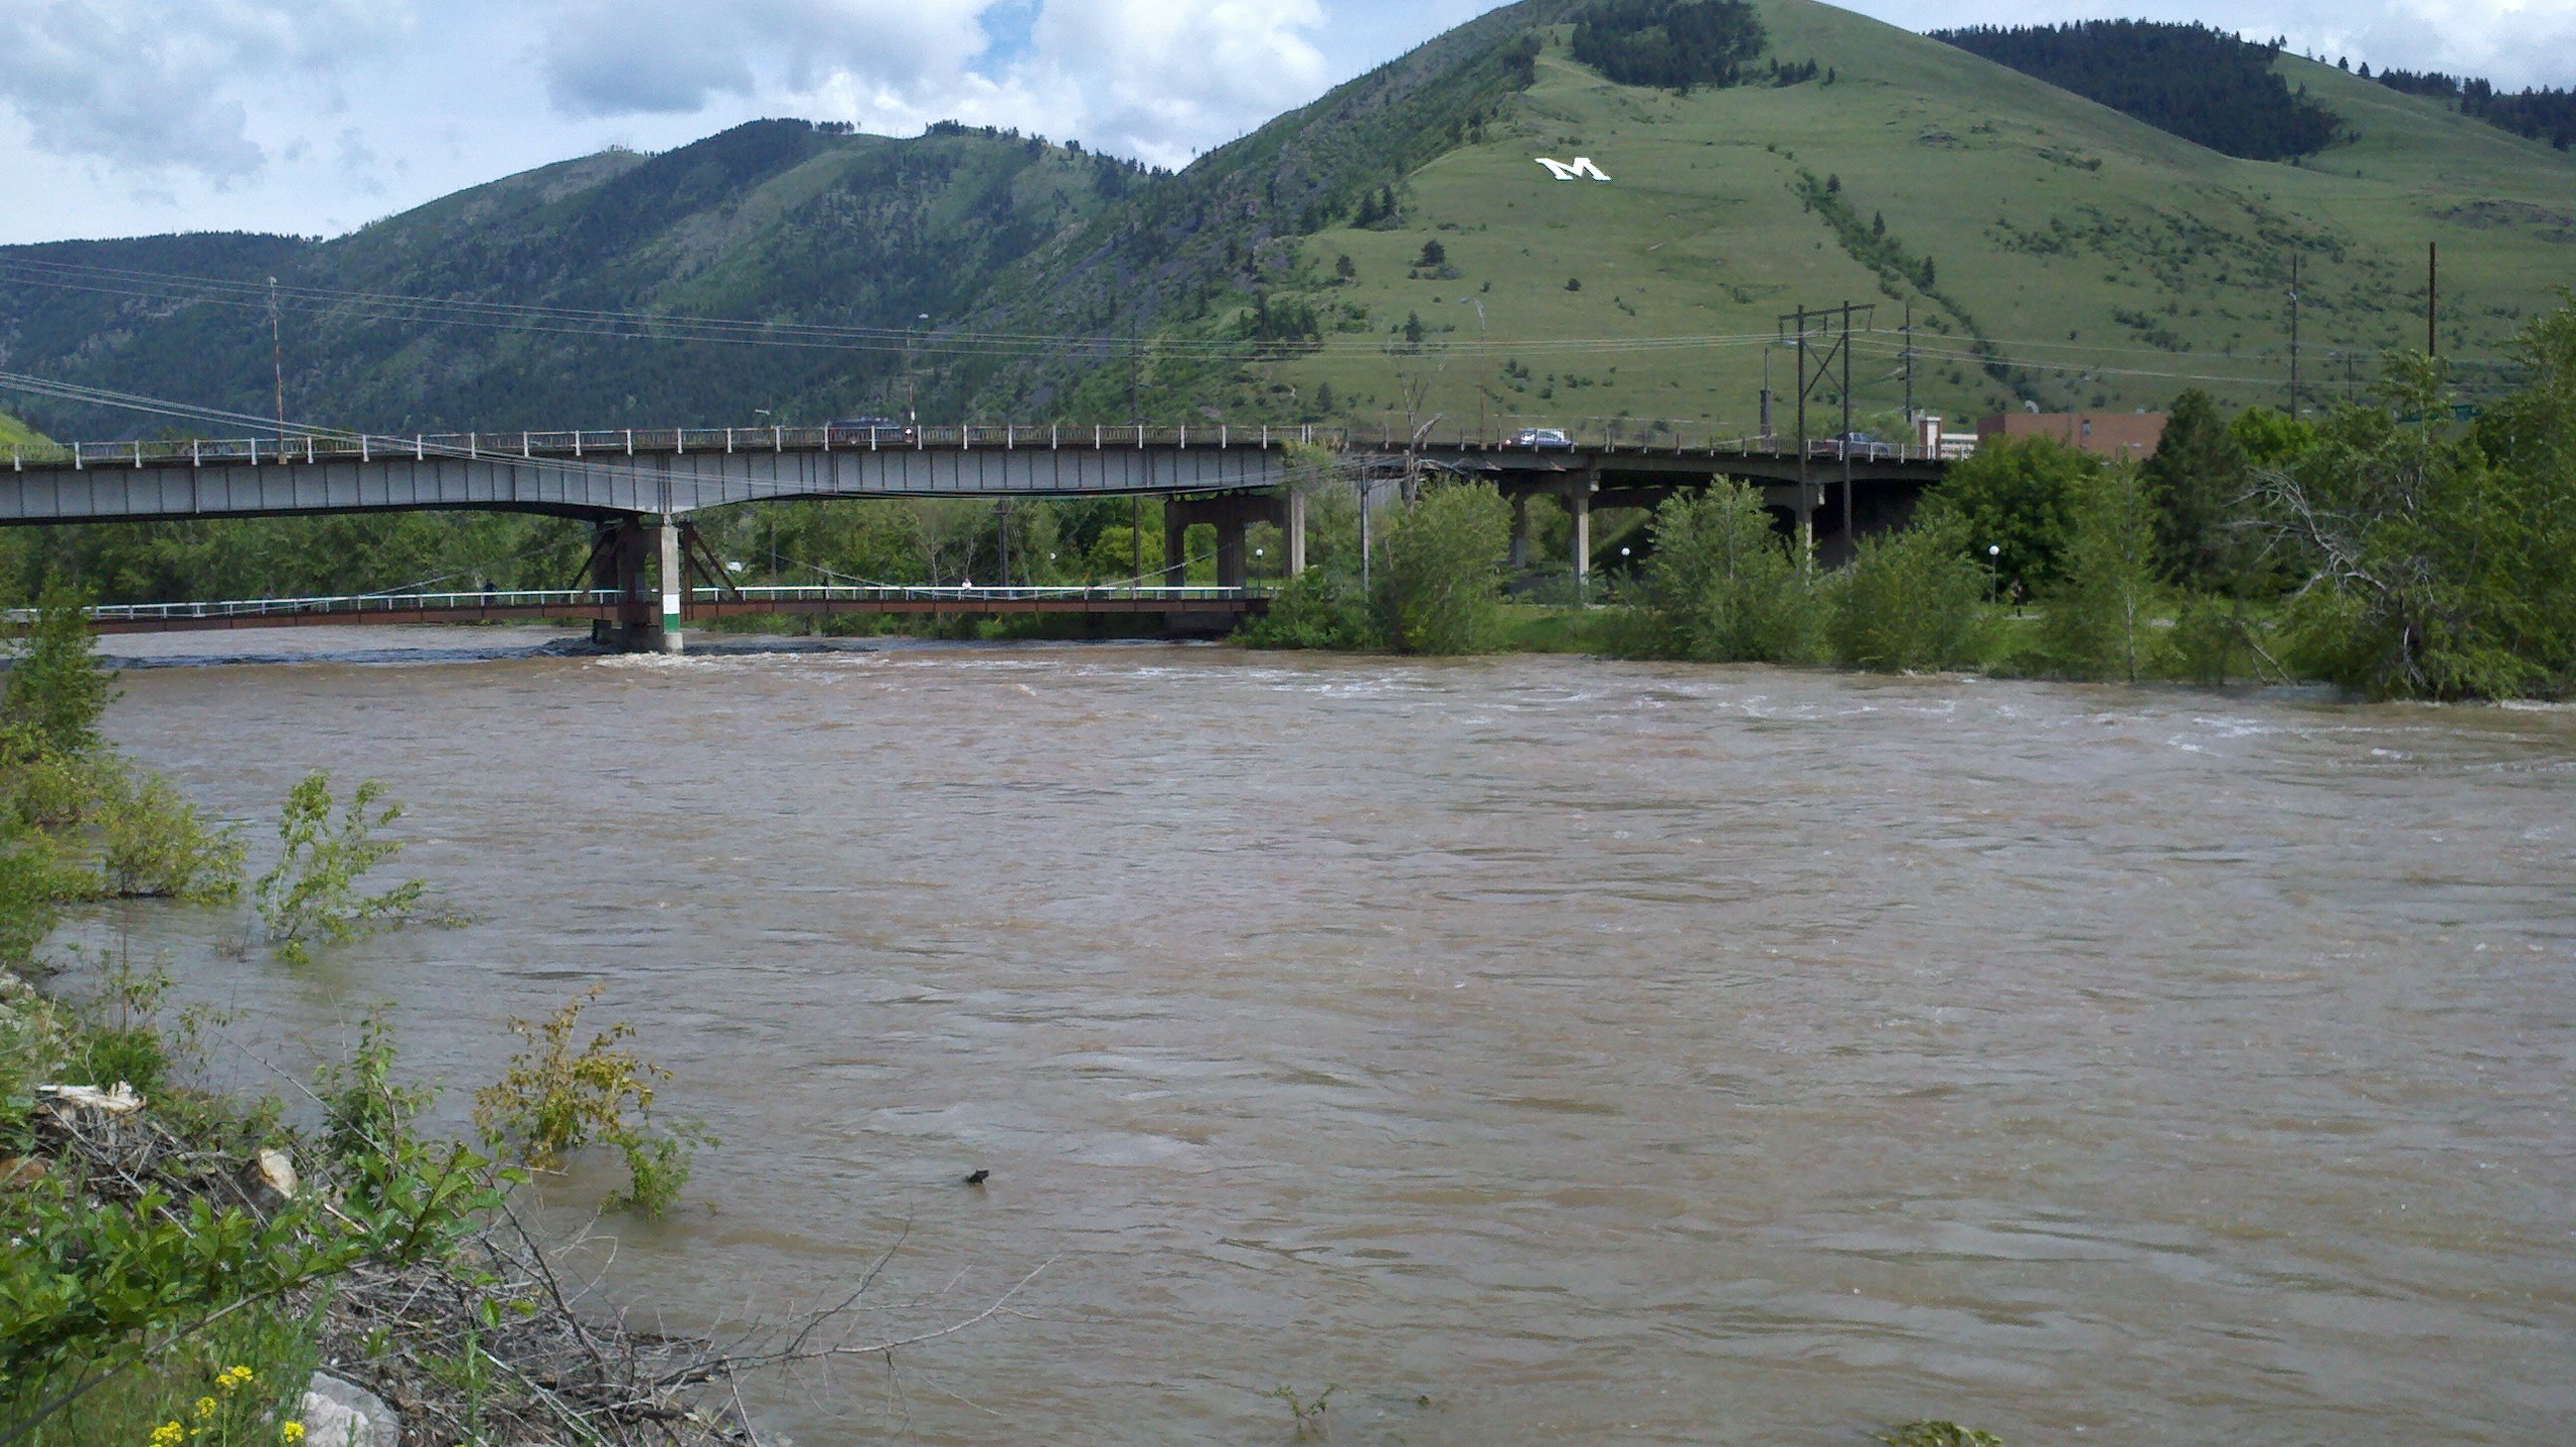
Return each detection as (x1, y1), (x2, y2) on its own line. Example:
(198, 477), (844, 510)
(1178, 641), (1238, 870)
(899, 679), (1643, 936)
(5, 422), (1987, 471)
(5, 424), (1341, 471)
(22, 583), (1263, 626)
(66, 589), (623, 622)
(715, 584), (1259, 605)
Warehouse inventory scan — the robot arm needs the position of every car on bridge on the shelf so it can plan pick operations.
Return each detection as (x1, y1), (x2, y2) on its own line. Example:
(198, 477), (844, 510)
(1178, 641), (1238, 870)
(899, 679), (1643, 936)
(826, 415), (915, 444)
(1809, 430), (1898, 461)
(1510, 427), (1574, 449)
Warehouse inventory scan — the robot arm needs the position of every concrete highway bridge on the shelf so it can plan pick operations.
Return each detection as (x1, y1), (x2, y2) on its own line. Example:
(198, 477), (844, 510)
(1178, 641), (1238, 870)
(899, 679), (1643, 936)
(4, 422), (1948, 650)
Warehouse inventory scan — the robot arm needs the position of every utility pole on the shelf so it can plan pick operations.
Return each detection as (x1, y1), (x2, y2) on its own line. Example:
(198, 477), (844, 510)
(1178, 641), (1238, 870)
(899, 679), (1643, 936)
(1902, 299), (1915, 426)
(1778, 301), (1873, 569)
(267, 277), (286, 441)
(1792, 305), (1810, 563)
(1840, 300), (1855, 559)
(1128, 319), (1142, 422)
(2427, 241), (2439, 358)
(2287, 252), (2302, 417)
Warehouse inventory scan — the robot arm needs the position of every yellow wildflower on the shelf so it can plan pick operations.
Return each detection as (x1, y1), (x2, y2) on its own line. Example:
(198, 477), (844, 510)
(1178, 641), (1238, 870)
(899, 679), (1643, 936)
(194, 1396), (219, 1420)
(218, 1366), (255, 1391)
(279, 1423), (306, 1444)
(148, 1422), (186, 1447)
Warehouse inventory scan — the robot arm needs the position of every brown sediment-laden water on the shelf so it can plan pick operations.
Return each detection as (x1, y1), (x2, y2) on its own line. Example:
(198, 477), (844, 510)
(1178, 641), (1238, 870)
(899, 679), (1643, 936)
(80, 629), (2576, 1444)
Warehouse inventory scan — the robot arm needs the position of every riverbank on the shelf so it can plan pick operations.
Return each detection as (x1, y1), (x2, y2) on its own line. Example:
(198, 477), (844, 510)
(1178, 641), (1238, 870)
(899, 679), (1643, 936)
(0, 957), (754, 1446)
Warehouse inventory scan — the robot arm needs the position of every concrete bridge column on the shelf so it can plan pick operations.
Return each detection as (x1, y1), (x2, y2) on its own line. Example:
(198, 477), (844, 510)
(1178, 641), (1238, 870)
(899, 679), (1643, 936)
(1285, 490), (1308, 576)
(1509, 494), (1530, 570)
(1566, 481), (1592, 600)
(656, 518), (684, 655)
(1213, 516), (1249, 590)
(591, 518), (658, 653)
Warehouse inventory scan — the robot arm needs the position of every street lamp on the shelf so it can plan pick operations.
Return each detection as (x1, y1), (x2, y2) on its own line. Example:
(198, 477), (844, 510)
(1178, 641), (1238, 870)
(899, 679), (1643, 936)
(1987, 544), (2002, 605)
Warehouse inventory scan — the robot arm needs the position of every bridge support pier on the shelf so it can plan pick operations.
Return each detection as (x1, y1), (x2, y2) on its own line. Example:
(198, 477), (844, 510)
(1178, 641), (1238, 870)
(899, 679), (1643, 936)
(1286, 490), (1308, 576)
(1509, 495), (1530, 570)
(657, 519), (684, 655)
(587, 517), (685, 654)
(1567, 481), (1592, 601)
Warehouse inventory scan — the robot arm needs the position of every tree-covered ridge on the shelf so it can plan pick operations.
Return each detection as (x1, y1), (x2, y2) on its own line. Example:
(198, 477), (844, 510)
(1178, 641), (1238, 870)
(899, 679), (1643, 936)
(2371, 69), (2575, 151)
(1931, 21), (2342, 161)
(1570, 0), (1766, 92)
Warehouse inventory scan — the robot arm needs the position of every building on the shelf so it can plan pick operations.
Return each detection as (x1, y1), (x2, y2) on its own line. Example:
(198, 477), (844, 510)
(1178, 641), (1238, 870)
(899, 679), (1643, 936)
(1977, 410), (2167, 460)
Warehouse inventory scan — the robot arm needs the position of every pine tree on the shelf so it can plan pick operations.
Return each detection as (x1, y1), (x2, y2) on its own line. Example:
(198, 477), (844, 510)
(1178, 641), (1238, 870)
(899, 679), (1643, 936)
(2140, 389), (2251, 591)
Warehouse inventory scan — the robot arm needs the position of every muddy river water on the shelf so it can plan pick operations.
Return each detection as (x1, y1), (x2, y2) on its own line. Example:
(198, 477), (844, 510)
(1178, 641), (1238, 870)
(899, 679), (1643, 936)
(77, 630), (2576, 1444)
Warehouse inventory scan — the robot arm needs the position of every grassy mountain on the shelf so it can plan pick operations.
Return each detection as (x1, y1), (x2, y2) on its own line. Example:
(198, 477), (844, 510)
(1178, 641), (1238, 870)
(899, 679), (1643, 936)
(1024, 0), (2572, 436)
(0, 410), (42, 447)
(0, 121), (1143, 437)
(2, 0), (2570, 448)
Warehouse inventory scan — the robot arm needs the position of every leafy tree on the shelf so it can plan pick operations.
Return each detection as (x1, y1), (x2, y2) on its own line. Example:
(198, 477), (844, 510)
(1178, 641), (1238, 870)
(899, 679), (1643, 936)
(1416, 240), (1447, 268)
(252, 773), (425, 965)
(2, 582), (114, 760)
(1372, 482), (1511, 655)
(2142, 389), (2253, 590)
(1638, 483), (1811, 661)
(1922, 435), (2098, 591)
(2229, 404), (2317, 467)
(2040, 466), (2162, 680)
(2260, 329), (2576, 699)
(1825, 514), (1988, 672)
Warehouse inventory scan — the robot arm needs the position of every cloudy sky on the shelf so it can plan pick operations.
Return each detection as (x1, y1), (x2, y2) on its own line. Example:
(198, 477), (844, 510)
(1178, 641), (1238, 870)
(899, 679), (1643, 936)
(3, 0), (2569, 245)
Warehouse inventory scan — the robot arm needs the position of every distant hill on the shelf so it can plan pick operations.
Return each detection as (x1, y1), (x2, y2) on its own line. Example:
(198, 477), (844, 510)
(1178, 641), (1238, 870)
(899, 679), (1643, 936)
(1929, 22), (2342, 161)
(0, 410), (42, 446)
(0, 121), (1144, 436)
(2, 0), (2570, 447)
(2371, 69), (2576, 151)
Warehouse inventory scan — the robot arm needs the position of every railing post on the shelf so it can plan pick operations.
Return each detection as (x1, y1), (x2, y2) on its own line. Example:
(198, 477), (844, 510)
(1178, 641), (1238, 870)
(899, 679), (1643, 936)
(522, 432), (532, 459)
(72, 442), (80, 471)
(361, 433), (370, 462)
(573, 432), (581, 457)
(191, 440), (201, 467)
(725, 428), (734, 454)
(133, 440), (143, 468)
(625, 429), (634, 456)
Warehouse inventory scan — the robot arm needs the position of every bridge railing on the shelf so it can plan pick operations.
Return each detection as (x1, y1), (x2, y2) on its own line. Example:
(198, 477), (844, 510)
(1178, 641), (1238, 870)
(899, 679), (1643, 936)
(710, 584), (1261, 604)
(68, 589), (624, 623)
(8, 423), (1344, 471)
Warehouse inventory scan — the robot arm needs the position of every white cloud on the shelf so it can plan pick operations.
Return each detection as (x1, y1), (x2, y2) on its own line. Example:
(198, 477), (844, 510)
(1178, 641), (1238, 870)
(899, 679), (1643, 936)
(0, 0), (413, 178)
(537, 0), (985, 117)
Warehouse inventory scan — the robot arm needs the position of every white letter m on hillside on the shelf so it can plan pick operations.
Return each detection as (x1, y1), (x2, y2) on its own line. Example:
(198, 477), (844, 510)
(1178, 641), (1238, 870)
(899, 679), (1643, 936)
(1534, 156), (1613, 182)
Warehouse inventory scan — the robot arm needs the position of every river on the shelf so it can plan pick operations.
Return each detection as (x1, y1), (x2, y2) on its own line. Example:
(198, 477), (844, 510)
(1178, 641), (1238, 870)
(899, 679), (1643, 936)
(76, 628), (2576, 1444)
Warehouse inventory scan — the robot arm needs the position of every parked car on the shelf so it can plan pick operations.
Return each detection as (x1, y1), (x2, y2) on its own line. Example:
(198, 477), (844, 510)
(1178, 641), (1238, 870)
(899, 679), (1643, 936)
(1511, 427), (1574, 449)
(827, 415), (914, 443)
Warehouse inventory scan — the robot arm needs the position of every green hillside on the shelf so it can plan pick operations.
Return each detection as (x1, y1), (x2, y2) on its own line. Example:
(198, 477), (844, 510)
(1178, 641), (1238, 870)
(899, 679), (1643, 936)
(0, 410), (41, 447)
(1045, 0), (2574, 437)
(0, 121), (1142, 437)
(1, 0), (2568, 444)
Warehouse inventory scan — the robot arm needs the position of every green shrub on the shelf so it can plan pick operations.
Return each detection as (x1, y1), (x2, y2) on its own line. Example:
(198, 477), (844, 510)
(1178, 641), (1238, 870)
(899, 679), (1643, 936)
(88, 766), (244, 902)
(252, 773), (424, 965)
(1239, 568), (1372, 649)
(1372, 481), (1512, 655)
(1636, 482), (1812, 661)
(2039, 466), (2161, 681)
(472, 986), (705, 1217)
(1, 582), (114, 760)
(1827, 517), (1989, 672)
